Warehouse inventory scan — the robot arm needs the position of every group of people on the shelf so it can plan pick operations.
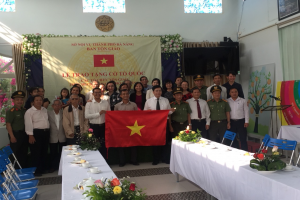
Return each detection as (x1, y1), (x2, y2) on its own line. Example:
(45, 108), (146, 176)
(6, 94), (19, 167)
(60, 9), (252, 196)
(6, 71), (248, 176)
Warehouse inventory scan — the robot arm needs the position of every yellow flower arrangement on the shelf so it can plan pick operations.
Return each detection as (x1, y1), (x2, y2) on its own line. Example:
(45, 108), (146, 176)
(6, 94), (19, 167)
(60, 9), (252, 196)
(88, 134), (92, 138)
(113, 186), (122, 194)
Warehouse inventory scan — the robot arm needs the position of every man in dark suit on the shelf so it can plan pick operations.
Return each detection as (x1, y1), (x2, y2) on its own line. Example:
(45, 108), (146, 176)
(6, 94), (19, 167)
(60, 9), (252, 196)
(48, 99), (66, 173)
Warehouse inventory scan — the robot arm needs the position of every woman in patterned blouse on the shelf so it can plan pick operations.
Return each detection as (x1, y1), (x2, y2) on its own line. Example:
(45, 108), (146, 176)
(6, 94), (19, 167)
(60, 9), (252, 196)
(105, 81), (120, 110)
(181, 80), (192, 101)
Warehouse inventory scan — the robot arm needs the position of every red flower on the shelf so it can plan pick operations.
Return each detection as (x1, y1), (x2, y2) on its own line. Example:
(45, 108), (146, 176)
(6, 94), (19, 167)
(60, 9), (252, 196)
(257, 154), (264, 160)
(261, 149), (268, 154)
(110, 178), (120, 187)
(185, 130), (189, 134)
(129, 183), (135, 191)
(253, 153), (258, 159)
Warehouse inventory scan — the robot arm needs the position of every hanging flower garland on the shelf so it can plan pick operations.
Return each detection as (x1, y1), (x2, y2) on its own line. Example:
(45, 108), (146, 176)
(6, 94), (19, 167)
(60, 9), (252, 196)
(22, 33), (183, 87)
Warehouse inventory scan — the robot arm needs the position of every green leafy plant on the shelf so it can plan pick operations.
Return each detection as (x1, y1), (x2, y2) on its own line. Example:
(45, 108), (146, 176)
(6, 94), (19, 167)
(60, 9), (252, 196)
(83, 177), (146, 200)
(174, 128), (202, 143)
(249, 147), (286, 171)
(78, 128), (101, 151)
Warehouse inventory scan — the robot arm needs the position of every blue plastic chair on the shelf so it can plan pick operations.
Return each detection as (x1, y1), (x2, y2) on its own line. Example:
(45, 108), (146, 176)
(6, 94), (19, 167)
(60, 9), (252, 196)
(0, 175), (38, 200)
(0, 156), (38, 191)
(222, 130), (237, 147)
(258, 134), (271, 153)
(0, 152), (35, 182)
(1, 147), (36, 174)
(266, 138), (297, 165)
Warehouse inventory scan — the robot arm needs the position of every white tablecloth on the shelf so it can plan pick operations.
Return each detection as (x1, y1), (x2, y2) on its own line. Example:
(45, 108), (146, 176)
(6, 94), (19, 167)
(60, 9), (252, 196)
(58, 148), (117, 200)
(278, 125), (300, 142)
(170, 140), (300, 200)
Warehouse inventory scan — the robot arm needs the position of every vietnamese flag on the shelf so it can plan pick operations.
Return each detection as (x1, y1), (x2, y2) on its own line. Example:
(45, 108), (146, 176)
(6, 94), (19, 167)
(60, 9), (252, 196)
(105, 110), (169, 148)
(94, 55), (114, 67)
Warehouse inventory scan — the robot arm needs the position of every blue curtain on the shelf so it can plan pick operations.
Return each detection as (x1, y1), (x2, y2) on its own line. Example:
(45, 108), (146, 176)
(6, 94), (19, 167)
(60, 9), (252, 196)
(25, 54), (180, 88)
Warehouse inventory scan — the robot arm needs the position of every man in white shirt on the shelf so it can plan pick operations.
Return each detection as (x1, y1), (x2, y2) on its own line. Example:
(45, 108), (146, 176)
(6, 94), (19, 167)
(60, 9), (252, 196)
(207, 74), (227, 100)
(187, 88), (211, 139)
(85, 88), (110, 158)
(25, 95), (50, 176)
(144, 85), (175, 165)
(48, 99), (66, 173)
(85, 80), (100, 101)
(227, 87), (249, 151)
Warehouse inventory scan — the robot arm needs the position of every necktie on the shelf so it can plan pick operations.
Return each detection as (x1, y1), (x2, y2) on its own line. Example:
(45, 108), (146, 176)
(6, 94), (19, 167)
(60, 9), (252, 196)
(156, 98), (160, 110)
(195, 100), (202, 119)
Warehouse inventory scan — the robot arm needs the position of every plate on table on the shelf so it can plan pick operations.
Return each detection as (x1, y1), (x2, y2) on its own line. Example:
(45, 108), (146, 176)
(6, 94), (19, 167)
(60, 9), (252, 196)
(70, 161), (82, 166)
(68, 152), (82, 157)
(282, 168), (296, 172)
(68, 145), (79, 148)
(257, 170), (277, 174)
(87, 169), (101, 174)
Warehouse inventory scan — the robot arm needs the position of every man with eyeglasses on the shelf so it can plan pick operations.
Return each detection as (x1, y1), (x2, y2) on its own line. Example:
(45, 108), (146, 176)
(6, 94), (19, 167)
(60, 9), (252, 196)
(63, 94), (89, 145)
(85, 88), (110, 158)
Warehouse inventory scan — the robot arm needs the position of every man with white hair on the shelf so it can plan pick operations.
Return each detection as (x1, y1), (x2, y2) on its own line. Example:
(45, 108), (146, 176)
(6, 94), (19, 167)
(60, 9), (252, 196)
(63, 94), (89, 145)
(48, 99), (66, 173)
(124, 80), (134, 95)
(86, 80), (100, 101)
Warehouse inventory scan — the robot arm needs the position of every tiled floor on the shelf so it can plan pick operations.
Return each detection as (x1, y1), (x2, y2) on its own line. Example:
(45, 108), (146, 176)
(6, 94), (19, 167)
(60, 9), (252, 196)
(35, 162), (206, 200)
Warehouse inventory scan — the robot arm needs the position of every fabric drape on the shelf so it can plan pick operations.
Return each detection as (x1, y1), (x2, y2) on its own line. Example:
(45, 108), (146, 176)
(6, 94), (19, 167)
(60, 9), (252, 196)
(278, 22), (300, 81)
(182, 42), (226, 88)
(12, 43), (26, 93)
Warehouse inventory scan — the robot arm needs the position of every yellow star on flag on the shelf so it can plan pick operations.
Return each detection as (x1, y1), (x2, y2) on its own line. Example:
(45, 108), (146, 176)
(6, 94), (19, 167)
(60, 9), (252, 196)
(101, 58), (108, 64)
(126, 120), (145, 136)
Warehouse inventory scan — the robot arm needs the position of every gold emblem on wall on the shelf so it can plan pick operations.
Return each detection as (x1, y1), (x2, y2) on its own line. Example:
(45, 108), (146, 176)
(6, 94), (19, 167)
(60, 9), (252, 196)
(95, 15), (114, 32)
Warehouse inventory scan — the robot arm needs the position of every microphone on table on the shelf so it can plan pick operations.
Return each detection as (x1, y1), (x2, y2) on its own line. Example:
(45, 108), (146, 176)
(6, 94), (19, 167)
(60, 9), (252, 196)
(269, 95), (281, 101)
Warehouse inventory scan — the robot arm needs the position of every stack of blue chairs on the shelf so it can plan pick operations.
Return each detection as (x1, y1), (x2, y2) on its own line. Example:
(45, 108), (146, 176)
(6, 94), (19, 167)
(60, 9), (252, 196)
(0, 146), (39, 200)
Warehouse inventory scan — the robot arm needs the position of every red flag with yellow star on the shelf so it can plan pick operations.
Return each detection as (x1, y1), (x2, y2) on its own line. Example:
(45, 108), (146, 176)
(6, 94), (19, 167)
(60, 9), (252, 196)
(93, 55), (114, 67)
(105, 110), (169, 147)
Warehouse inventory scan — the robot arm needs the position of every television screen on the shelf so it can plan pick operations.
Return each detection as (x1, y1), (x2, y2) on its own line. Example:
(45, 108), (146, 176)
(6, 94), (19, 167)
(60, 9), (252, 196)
(183, 46), (239, 76)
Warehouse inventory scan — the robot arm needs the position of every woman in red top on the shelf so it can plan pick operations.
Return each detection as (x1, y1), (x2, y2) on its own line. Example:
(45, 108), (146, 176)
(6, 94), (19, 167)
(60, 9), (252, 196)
(129, 82), (146, 110)
(181, 81), (192, 101)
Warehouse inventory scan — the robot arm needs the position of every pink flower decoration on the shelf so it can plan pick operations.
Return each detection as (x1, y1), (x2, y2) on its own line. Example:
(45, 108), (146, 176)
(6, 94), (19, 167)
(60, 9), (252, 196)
(169, 45), (172, 47)
(10, 78), (16, 86)
(171, 40), (174, 43)
(88, 128), (93, 133)
(31, 43), (33, 46)
(3, 98), (8, 102)
(11, 102), (14, 106)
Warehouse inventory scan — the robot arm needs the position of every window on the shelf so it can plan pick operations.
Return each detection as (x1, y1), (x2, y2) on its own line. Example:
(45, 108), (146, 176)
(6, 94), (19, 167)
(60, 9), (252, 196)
(0, 0), (15, 12)
(83, 0), (125, 13)
(0, 55), (16, 123)
(184, 0), (222, 13)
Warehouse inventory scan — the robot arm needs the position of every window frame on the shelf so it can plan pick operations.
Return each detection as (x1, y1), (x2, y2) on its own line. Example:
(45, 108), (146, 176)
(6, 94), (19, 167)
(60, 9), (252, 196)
(0, 53), (15, 79)
(82, 0), (126, 13)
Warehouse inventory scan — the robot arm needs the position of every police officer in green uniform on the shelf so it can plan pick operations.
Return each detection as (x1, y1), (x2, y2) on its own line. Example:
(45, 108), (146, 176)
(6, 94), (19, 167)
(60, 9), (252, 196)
(207, 86), (231, 142)
(193, 74), (208, 101)
(169, 87), (192, 138)
(6, 91), (28, 168)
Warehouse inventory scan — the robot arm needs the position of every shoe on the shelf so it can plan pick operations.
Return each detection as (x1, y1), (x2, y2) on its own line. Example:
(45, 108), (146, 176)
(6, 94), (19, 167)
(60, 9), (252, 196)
(48, 168), (55, 173)
(119, 163), (126, 167)
(129, 161), (139, 166)
(152, 161), (159, 165)
(35, 173), (42, 177)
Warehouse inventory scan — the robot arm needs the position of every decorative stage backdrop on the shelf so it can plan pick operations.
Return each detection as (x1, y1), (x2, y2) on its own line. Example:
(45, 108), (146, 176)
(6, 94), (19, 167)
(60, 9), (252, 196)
(276, 80), (300, 125)
(247, 64), (275, 136)
(41, 37), (161, 98)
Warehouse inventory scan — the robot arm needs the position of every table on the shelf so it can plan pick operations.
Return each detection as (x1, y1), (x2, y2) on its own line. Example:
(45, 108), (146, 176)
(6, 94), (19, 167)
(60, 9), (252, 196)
(278, 125), (300, 164)
(278, 125), (300, 142)
(170, 140), (300, 200)
(58, 148), (117, 200)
